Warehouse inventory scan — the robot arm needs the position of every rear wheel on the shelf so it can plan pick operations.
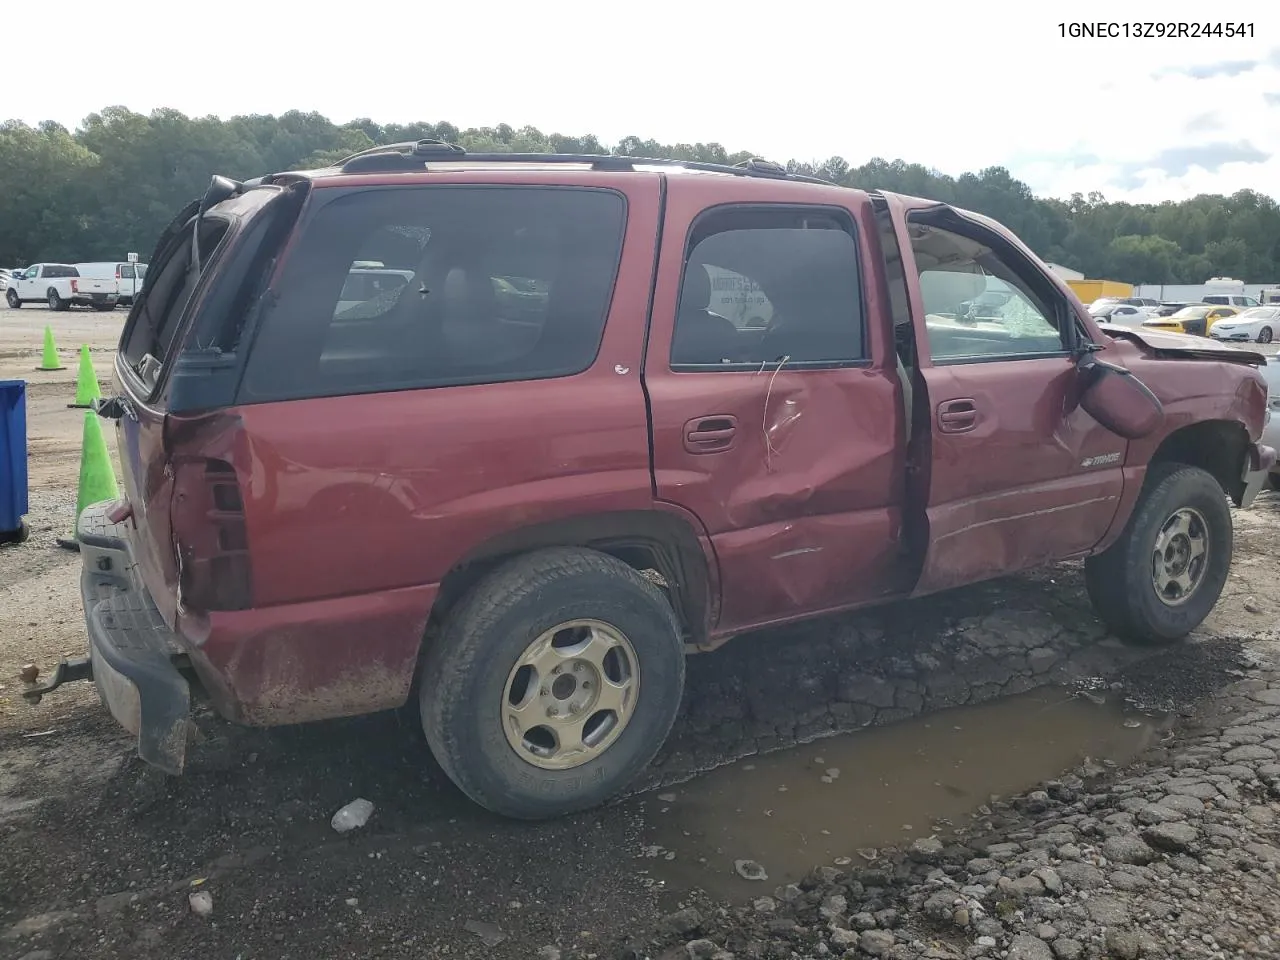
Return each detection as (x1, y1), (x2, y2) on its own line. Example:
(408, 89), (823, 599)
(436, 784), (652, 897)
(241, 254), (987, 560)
(5, 289), (19, 309)
(1261, 327), (1274, 344)
(1085, 464), (1232, 644)
(46, 289), (67, 312)
(419, 546), (685, 819)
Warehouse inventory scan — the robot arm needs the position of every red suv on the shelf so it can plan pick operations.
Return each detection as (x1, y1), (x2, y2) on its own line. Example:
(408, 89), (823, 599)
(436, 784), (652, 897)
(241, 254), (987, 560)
(30, 141), (1274, 820)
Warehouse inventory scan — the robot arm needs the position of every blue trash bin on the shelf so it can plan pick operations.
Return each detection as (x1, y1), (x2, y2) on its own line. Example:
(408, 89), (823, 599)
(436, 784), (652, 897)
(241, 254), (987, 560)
(0, 378), (30, 544)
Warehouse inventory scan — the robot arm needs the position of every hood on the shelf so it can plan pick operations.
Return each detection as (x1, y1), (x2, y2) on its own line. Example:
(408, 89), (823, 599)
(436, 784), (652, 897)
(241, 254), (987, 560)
(1097, 322), (1266, 366)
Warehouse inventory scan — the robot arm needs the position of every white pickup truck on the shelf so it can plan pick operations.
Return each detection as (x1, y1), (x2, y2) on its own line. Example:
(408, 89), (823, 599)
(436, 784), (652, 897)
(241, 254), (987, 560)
(5, 263), (118, 312)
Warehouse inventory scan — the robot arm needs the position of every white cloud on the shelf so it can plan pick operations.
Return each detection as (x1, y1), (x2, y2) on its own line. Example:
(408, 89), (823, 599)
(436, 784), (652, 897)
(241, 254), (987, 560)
(5, 0), (1279, 203)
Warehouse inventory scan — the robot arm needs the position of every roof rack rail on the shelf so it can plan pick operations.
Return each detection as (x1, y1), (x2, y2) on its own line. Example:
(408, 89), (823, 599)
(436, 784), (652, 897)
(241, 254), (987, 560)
(333, 139), (833, 185)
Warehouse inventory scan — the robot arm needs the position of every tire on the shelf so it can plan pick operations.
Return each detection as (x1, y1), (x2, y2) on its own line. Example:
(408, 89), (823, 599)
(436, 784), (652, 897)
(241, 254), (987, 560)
(1261, 327), (1274, 344)
(47, 289), (67, 312)
(5, 289), (20, 309)
(419, 546), (685, 820)
(1084, 463), (1232, 645)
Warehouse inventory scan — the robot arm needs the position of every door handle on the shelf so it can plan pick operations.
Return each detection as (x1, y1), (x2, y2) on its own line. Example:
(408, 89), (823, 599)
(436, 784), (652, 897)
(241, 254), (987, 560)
(937, 399), (978, 433)
(684, 416), (738, 453)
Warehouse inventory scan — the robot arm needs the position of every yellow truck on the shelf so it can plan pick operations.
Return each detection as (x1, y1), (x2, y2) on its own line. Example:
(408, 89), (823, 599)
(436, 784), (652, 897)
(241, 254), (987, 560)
(1066, 279), (1133, 303)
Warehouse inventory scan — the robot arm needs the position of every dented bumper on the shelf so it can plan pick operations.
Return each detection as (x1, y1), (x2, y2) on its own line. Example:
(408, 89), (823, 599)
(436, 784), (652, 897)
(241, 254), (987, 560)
(1239, 443), (1276, 509)
(77, 500), (191, 774)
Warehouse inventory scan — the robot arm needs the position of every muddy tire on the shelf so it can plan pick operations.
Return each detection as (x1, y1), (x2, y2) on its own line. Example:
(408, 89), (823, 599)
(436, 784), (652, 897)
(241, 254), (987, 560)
(419, 546), (685, 820)
(1085, 463), (1232, 644)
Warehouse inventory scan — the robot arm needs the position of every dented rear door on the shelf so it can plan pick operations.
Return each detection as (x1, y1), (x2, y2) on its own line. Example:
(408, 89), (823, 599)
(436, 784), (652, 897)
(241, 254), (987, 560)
(643, 175), (909, 636)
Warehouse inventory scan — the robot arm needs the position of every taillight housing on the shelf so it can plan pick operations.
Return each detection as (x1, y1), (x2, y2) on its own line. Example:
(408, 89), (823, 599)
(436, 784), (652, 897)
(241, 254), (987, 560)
(171, 457), (253, 611)
(70, 279), (79, 293)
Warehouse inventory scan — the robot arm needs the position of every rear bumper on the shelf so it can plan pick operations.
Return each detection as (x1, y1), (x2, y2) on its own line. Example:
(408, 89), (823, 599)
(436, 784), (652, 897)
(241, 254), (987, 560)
(70, 296), (118, 306)
(1240, 443), (1277, 508)
(77, 500), (191, 774)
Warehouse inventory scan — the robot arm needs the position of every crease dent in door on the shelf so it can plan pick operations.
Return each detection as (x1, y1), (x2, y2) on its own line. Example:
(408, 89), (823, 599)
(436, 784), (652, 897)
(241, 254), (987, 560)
(716, 375), (902, 611)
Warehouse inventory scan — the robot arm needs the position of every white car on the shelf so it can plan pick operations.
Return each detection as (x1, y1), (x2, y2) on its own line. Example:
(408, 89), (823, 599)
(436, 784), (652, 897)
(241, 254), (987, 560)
(1087, 301), (1149, 327)
(1208, 306), (1280, 344)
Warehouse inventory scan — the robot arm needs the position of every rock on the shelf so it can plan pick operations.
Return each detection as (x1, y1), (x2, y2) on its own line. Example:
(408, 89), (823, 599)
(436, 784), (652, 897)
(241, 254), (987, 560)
(187, 891), (213, 918)
(829, 928), (859, 949)
(923, 891), (955, 920)
(1108, 871), (1148, 892)
(1143, 822), (1199, 852)
(1085, 896), (1130, 927)
(1163, 781), (1219, 800)
(330, 798), (375, 833)
(463, 920), (506, 947)
(1051, 939), (1083, 960)
(873, 908), (899, 929)
(976, 936), (997, 949)
(735, 860), (769, 881)
(820, 894), (847, 919)
(1000, 874), (1046, 898)
(538, 948), (562, 960)
(1101, 835), (1157, 865)
(909, 836), (945, 863)
(1006, 934), (1054, 960)
(985, 842), (1022, 860)
(1136, 803), (1184, 825)
(1105, 929), (1141, 959)
(1055, 862), (1105, 889)
(1157, 794), (1206, 816)
(663, 908), (704, 936)
(1223, 744), (1276, 762)
(753, 897), (777, 914)
(686, 939), (718, 959)
(859, 930), (895, 956)
(1034, 867), (1062, 894)
(1036, 924), (1059, 940)
(851, 912), (877, 931)
(779, 884), (803, 902)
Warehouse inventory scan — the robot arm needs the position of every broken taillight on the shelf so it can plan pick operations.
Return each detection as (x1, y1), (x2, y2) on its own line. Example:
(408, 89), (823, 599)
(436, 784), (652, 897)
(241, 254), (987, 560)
(172, 458), (253, 611)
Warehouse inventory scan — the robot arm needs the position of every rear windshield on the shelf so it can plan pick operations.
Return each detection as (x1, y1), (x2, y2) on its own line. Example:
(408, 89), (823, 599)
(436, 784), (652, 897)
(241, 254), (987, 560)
(44, 265), (79, 278)
(238, 185), (627, 403)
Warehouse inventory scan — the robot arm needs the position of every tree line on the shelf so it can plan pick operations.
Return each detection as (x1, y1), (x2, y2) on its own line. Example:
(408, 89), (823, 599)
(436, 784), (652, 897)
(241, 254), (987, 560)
(2, 106), (1278, 284)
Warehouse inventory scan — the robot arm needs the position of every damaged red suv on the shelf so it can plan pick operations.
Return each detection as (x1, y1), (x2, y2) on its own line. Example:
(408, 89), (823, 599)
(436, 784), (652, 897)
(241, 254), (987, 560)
(27, 141), (1274, 819)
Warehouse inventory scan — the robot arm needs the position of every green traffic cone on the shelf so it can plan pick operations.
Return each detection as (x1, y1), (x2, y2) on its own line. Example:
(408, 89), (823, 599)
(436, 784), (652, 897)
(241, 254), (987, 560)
(56, 412), (120, 552)
(68, 345), (102, 409)
(36, 325), (66, 371)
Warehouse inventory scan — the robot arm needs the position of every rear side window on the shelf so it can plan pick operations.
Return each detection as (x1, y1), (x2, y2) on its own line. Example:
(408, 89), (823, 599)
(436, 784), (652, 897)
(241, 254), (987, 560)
(670, 205), (864, 368)
(239, 185), (627, 403)
(120, 219), (229, 375)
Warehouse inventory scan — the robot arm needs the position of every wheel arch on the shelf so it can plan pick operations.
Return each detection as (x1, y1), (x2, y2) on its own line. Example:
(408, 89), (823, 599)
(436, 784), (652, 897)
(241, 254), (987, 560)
(425, 509), (716, 650)
(1148, 418), (1250, 504)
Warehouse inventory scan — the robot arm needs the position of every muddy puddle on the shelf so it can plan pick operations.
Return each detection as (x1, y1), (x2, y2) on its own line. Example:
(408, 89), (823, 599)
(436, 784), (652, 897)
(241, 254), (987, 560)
(641, 686), (1170, 899)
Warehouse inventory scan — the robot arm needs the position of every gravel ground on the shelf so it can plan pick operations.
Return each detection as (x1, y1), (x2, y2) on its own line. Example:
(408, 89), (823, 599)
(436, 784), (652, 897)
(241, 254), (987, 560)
(2, 306), (1280, 959)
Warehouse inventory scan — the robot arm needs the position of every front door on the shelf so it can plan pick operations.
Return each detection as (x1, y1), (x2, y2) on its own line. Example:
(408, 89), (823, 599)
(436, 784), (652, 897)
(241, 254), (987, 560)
(643, 178), (909, 636)
(879, 194), (1127, 595)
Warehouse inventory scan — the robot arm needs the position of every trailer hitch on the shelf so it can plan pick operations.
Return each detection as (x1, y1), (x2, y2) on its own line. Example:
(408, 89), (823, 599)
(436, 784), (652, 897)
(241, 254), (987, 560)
(20, 658), (93, 704)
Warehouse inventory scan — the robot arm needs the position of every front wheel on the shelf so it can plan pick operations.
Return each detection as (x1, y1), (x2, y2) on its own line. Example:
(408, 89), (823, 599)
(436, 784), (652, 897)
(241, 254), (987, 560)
(419, 546), (686, 820)
(1085, 464), (1232, 644)
(5, 289), (20, 309)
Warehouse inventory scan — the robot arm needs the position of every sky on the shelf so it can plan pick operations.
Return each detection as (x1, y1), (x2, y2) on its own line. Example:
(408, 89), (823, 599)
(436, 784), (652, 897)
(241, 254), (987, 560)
(7, 0), (1279, 204)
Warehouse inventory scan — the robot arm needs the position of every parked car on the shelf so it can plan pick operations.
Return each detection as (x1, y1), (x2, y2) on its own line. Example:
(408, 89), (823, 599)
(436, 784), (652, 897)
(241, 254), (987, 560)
(1204, 293), (1260, 309)
(6, 263), (118, 311)
(28, 144), (1276, 821)
(1087, 301), (1148, 326)
(1208, 306), (1280, 344)
(1154, 301), (1201, 317)
(1089, 296), (1160, 317)
(1142, 304), (1239, 337)
(1257, 358), (1280, 487)
(0, 268), (12, 292)
(74, 261), (149, 307)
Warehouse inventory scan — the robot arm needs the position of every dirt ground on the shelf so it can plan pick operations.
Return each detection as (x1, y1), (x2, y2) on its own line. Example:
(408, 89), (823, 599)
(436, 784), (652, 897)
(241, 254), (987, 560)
(2, 305), (1280, 960)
